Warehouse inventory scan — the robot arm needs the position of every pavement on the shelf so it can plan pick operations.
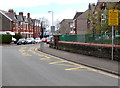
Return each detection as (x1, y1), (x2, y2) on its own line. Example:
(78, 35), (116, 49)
(39, 44), (120, 76)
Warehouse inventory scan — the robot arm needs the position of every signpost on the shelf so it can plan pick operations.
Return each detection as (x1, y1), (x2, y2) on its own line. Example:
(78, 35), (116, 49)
(108, 9), (119, 60)
(108, 9), (119, 26)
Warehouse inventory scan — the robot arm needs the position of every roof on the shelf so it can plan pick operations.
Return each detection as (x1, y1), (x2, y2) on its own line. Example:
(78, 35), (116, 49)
(60, 19), (73, 24)
(23, 16), (28, 23)
(5, 12), (17, 21)
(73, 12), (83, 19)
(77, 9), (89, 19)
(0, 10), (12, 21)
(16, 15), (24, 22)
(0, 10), (8, 13)
(27, 18), (33, 24)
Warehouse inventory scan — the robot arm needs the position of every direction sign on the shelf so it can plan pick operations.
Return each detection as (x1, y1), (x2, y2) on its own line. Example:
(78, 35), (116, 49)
(108, 9), (119, 26)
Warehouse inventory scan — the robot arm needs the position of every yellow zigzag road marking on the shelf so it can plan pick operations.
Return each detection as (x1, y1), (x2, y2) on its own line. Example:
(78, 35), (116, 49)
(49, 60), (67, 64)
(19, 47), (32, 56)
(22, 53), (32, 56)
(29, 45), (119, 79)
(30, 51), (44, 56)
(40, 58), (50, 60)
(55, 64), (75, 67)
(65, 67), (87, 71)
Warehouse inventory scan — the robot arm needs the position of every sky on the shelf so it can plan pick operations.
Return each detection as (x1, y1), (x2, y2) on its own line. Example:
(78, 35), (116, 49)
(0, 0), (98, 26)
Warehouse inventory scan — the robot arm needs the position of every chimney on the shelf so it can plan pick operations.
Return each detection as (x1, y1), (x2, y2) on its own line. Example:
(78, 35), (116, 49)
(27, 13), (30, 18)
(19, 12), (23, 16)
(8, 9), (14, 13)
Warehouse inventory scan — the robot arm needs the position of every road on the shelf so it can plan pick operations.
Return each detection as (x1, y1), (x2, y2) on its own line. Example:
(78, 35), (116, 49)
(2, 44), (119, 86)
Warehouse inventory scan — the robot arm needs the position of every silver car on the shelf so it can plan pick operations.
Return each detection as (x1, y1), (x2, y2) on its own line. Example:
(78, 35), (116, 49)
(34, 38), (41, 43)
(25, 38), (35, 44)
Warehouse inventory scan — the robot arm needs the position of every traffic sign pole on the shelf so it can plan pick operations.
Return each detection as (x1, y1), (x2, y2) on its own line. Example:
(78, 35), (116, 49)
(108, 9), (119, 60)
(112, 26), (114, 60)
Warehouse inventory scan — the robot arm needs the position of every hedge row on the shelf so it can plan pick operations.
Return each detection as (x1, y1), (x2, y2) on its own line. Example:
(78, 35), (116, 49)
(53, 42), (120, 61)
(13, 33), (22, 41)
(0, 34), (12, 44)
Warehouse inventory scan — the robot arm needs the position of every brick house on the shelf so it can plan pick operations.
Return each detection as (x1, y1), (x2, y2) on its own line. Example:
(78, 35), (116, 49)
(0, 10), (12, 32)
(87, 3), (96, 34)
(59, 19), (73, 34)
(87, 1), (120, 34)
(0, 9), (41, 38)
(73, 12), (83, 34)
(75, 10), (88, 34)
(32, 19), (41, 38)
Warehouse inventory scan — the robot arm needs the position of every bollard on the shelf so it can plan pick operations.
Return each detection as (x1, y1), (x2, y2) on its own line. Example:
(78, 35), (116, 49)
(40, 42), (44, 51)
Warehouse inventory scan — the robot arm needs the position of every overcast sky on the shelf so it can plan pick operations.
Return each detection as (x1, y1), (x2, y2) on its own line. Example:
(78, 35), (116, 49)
(0, 0), (98, 25)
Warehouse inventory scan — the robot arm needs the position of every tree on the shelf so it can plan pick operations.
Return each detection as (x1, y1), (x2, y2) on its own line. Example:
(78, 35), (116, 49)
(13, 33), (22, 41)
(55, 19), (60, 30)
(39, 17), (49, 38)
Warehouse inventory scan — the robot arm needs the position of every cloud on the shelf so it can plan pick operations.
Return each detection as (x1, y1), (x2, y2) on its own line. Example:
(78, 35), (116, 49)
(0, 0), (51, 9)
(0, 0), (97, 26)
(31, 10), (76, 26)
(0, 0), (97, 10)
(55, 10), (76, 21)
(55, 0), (97, 4)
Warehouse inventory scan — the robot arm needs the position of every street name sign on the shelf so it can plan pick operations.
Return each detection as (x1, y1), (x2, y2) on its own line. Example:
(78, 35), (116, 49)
(108, 9), (119, 26)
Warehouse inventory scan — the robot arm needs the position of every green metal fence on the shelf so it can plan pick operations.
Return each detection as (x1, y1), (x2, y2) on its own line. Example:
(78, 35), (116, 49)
(59, 33), (120, 44)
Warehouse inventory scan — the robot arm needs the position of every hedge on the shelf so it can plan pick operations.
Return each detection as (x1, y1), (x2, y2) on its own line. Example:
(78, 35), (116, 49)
(13, 33), (22, 41)
(0, 34), (12, 44)
(53, 42), (120, 61)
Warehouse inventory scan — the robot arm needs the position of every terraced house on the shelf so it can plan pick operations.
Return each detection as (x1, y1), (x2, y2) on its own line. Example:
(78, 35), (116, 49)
(0, 9), (41, 38)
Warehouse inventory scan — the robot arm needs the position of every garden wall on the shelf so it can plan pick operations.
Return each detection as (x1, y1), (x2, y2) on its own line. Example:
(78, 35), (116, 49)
(52, 41), (120, 61)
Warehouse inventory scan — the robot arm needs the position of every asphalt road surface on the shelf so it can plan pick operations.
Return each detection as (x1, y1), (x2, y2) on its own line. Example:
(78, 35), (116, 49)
(2, 44), (119, 86)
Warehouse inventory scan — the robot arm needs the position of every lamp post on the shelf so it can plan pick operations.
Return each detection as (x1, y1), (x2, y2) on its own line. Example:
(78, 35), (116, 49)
(48, 11), (55, 34)
(48, 11), (54, 26)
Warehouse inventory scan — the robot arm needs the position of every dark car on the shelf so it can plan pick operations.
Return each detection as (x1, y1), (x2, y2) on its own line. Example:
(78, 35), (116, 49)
(17, 38), (26, 45)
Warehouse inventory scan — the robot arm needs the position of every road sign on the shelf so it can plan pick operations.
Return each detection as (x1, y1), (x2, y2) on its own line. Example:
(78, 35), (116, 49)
(108, 9), (119, 26)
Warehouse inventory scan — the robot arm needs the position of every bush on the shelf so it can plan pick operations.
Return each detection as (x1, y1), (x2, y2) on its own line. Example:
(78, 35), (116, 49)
(13, 33), (22, 41)
(0, 34), (12, 44)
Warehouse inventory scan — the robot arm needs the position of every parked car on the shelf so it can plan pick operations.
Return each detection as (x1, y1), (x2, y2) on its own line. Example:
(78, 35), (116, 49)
(25, 38), (35, 44)
(41, 38), (47, 42)
(46, 37), (52, 44)
(34, 38), (41, 43)
(17, 38), (26, 45)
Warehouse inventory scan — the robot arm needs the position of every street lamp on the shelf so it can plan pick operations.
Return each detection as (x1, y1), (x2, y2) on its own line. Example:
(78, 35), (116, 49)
(48, 11), (55, 34)
(48, 11), (54, 26)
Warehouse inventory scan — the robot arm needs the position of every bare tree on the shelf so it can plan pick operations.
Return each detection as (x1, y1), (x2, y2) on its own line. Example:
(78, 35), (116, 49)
(55, 19), (60, 30)
(39, 17), (50, 28)
(39, 17), (50, 38)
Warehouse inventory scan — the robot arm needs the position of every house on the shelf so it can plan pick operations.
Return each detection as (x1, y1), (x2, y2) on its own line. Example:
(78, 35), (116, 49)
(0, 10), (12, 32)
(32, 19), (41, 38)
(73, 12), (83, 34)
(87, 1), (120, 34)
(87, 3), (96, 34)
(59, 19), (73, 34)
(73, 11), (89, 34)
(0, 9), (41, 38)
(5, 10), (19, 33)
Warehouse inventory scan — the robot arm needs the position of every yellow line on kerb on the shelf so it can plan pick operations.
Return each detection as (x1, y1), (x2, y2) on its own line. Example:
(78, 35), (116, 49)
(87, 68), (119, 79)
